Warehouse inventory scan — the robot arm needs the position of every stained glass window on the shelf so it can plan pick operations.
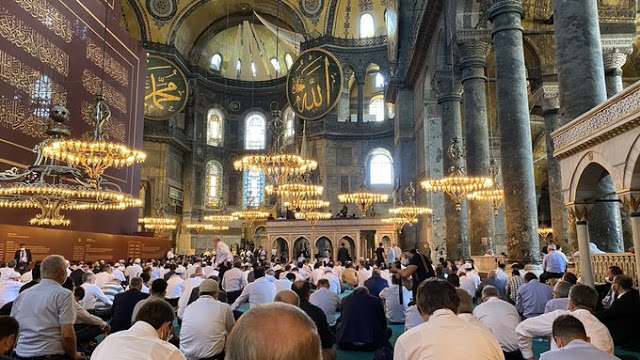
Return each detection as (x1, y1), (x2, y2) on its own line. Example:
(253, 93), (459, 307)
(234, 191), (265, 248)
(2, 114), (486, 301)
(243, 169), (265, 208)
(206, 108), (224, 146)
(360, 14), (375, 38)
(206, 160), (223, 207)
(283, 107), (295, 144)
(245, 112), (267, 150)
(369, 149), (393, 185)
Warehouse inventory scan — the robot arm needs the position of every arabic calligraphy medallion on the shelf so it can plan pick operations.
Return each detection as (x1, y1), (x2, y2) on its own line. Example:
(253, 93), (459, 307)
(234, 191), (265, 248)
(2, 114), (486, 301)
(144, 55), (189, 120)
(286, 48), (343, 120)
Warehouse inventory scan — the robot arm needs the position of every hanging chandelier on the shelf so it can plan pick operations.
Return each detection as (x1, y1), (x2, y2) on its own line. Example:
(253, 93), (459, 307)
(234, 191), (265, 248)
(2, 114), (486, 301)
(266, 179), (324, 208)
(389, 182), (432, 222)
(338, 191), (389, 218)
(382, 217), (418, 233)
(421, 137), (493, 211)
(286, 199), (330, 212)
(138, 217), (177, 230)
(295, 211), (332, 227)
(466, 159), (504, 216)
(538, 226), (553, 240)
(186, 223), (229, 233)
(0, 104), (144, 226)
(232, 208), (270, 227)
(185, 211), (237, 233)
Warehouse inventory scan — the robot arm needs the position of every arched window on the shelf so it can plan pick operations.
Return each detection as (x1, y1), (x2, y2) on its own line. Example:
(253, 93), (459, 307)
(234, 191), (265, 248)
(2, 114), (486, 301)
(243, 169), (265, 208)
(375, 73), (384, 88)
(237, 60), (242, 77)
(206, 160), (223, 207)
(206, 108), (224, 146)
(360, 14), (375, 38)
(245, 112), (267, 150)
(210, 53), (222, 71)
(283, 107), (295, 144)
(271, 58), (281, 73)
(368, 149), (393, 185)
(285, 53), (294, 70)
(369, 96), (385, 122)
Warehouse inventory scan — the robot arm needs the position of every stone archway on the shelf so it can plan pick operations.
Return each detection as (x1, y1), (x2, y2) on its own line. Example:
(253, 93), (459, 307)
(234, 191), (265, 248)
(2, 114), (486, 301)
(315, 236), (333, 261)
(338, 236), (356, 263)
(272, 237), (289, 263)
(293, 237), (311, 260)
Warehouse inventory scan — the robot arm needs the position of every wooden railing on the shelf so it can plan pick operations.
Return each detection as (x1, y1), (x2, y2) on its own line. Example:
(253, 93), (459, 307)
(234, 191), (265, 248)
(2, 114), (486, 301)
(575, 253), (638, 286)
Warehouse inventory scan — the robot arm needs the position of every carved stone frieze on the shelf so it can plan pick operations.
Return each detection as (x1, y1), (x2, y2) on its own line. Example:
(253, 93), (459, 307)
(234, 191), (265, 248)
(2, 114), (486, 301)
(532, 83), (559, 112)
(601, 35), (635, 70)
(432, 71), (463, 100)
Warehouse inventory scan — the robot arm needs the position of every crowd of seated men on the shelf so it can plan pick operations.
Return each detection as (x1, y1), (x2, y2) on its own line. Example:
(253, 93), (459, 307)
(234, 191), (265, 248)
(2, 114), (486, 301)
(0, 240), (638, 360)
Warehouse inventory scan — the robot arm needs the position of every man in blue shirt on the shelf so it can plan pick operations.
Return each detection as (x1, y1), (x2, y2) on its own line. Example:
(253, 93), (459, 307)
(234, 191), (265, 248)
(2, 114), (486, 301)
(516, 272), (554, 318)
(540, 245), (568, 284)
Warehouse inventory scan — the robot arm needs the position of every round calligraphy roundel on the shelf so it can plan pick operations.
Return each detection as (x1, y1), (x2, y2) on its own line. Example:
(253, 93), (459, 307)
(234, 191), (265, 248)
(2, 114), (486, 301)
(286, 48), (343, 120)
(144, 56), (189, 121)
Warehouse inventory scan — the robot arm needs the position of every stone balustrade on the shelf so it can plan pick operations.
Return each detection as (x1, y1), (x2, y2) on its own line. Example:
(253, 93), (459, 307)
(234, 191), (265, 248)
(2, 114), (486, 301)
(575, 253), (638, 286)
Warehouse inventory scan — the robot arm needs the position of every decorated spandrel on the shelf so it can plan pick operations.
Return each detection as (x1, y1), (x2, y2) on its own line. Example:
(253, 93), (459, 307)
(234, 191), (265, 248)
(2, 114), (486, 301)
(286, 48), (343, 120)
(144, 56), (188, 120)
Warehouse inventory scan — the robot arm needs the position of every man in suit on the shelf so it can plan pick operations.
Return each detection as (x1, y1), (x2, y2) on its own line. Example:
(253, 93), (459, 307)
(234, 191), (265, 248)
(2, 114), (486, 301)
(363, 268), (389, 298)
(337, 244), (350, 264)
(110, 277), (149, 333)
(336, 286), (390, 352)
(595, 274), (640, 350)
(13, 244), (31, 274)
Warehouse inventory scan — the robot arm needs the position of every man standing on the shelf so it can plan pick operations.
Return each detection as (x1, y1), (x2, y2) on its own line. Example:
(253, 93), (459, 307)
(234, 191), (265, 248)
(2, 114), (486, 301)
(13, 245), (31, 274)
(473, 286), (522, 360)
(11, 255), (84, 360)
(375, 243), (386, 267)
(540, 245), (568, 284)
(180, 279), (234, 360)
(394, 279), (503, 359)
(390, 249), (436, 299)
(110, 277), (149, 333)
(337, 243), (350, 264)
(213, 235), (231, 281)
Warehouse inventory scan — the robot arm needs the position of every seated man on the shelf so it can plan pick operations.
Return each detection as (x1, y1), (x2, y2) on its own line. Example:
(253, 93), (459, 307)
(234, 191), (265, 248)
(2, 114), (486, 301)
(0, 316), (19, 360)
(231, 266), (276, 311)
(379, 275), (412, 324)
(335, 287), (390, 352)
(475, 270), (506, 302)
(516, 284), (614, 359)
(394, 279), (503, 359)
(110, 277), (149, 333)
(81, 272), (112, 313)
(64, 279), (109, 354)
(341, 263), (358, 288)
(545, 281), (572, 313)
(291, 281), (336, 359)
(363, 268), (389, 297)
(595, 274), (640, 350)
(181, 279), (234, 360)
(539, 315), (619, 360)
(91, 299), (185, 360)
(474, 286), (523, 360)
(225, 303), (322, 360)
(539, 245), (567, 284)
(516, 272), (553, 318)
(309, 279), (341, 328)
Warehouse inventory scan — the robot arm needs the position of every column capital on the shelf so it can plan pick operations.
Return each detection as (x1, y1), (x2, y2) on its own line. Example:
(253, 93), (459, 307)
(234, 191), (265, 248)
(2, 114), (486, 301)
(601, 35), (634, 70)
(618, 190), (640, 215)
(456, 32), (491, 68)
(488, 0), (524, 21)
(532, 83), (560, 112)
(432, 71), (463, 103)
(567, 203), (593, 222)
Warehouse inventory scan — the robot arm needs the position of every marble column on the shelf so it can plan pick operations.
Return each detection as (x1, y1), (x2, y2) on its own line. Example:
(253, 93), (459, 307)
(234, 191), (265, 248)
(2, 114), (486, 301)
(589, 175), (624, 253)
(458, 35), (495, 256)
(576, 219), (595, 287)
(357, 77), (365, 123)
(552, 0), (607, 123)
(339, 67), (354, 121)
(434, 71), (470, 261)
(534, 83), (572, 255)
(488, 0), (540, 265)
(601, 36), (634, 98)
(424, 99), (447, 260)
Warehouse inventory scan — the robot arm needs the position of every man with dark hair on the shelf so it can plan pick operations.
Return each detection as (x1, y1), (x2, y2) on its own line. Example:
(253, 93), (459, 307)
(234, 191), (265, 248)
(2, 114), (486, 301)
(506, 269), (524, 304)
(595, 274), (640, 350)
(336, 287), (390, 352)
(230, 266), (276, 311)
(291, 281), (336, 359)
(91, 300), (184, 359)
(390, 249), (435, 299)
(516, 284), (614, 360)
(375, 243), (386, 267)
(0, 316), (19, 359)
(598, 266), (624, 310)
(562, 272), (578, 285)
(516, 272), (553, 318)
(539, 315), (619, 359)
(394, 279), (503, 359)
(338, 243), (350, 264)
(221, 260), (245, 304)
(310, 278), (341, 328)
(131, 278), (168, 323)
(110, 277), (149, 333)
(13, 244), (31, 274)
(363, 268), (389, 297)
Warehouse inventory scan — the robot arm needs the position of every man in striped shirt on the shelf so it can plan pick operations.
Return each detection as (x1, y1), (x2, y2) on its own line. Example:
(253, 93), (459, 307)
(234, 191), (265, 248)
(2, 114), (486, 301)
(506, 269), (524, 305)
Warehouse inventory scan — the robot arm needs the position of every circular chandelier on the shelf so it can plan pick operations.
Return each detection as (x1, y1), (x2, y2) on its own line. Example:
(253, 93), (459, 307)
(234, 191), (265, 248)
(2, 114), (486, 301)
(467, 159), (504, 216)
(267, 181), (324, 207)
(0, 102), (144, 226)
(382, 217), (418, 233)
(295, 211), (332, 227)
(286, 199), (330, 212)
(421, 137), (493, 211)
(138, 217), (177, 231)
(186, 223), (229, 233)
(538, 226), (553, 240)
(232, 208), (270, 227)
(338, 191), (389, 218)
(234, 154), (317, 187)
(389, 183), (432, 223)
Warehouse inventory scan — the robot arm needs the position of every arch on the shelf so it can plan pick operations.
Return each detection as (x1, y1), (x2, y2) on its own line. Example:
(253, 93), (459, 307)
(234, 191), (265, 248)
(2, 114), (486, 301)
(210, 53), (222, 71)
(205, 160), (223, 208)
(569, 152), (621, 203)
(623, 133), (640, 189)
(272, 237), (289, 262)
(315, 236), (333, 261)
(206, 108), (224, 146)
(338, 236), (356, 261)
(294, 236), (311, 260)
(574, 162), (616, 203)
(366, 147), (394, 186)
(244, 112), (267, 150)
(359, 13), (375, 38)
(381, 235), (391, 247)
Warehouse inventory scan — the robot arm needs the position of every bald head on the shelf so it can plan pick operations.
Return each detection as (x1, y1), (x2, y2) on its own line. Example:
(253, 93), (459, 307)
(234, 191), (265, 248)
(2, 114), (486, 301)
(274, 290), (300, 306)
(226, 303), (321, 360)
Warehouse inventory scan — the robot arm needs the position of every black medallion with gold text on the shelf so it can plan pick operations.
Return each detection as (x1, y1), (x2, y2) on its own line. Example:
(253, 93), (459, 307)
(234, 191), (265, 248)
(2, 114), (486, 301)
(144, 55), (189, 120)
(286, 48), (343, 120)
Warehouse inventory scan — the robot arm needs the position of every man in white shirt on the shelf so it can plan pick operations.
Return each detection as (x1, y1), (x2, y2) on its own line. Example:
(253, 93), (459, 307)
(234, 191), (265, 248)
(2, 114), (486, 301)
(379, 276), (412, 324)
(391, 243), (402, 263)
(91, 299), (185, 360)
(539, 314), (619, 360)
(222, 260), (246, 304)
(322, 267), (341, 294)
(394, 279), (504, 360)
(516, 284), (614, 360)
(356, 261), (371, 287)
(473, 285), (522, 358)
(81, 272), (112, 311)
(273, 273), (294, 293)
(231, 266), (276, 311)
(95, 265), (115, 288)
(213, 236), (231, 269)
(180, 279), (234, 360)
(309, 278), (341, 327)
(177, 268), (204, 319)
(125, 259), (143, 280)
(310, 264), (324, 286)
(165, 269), (185, 307)
(459, 264), (481, 297)
(166, 248), (175, 260)
(0, 277), (24, 307)
(113, 264), (127, 283)
(0, 261), (21, 281)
